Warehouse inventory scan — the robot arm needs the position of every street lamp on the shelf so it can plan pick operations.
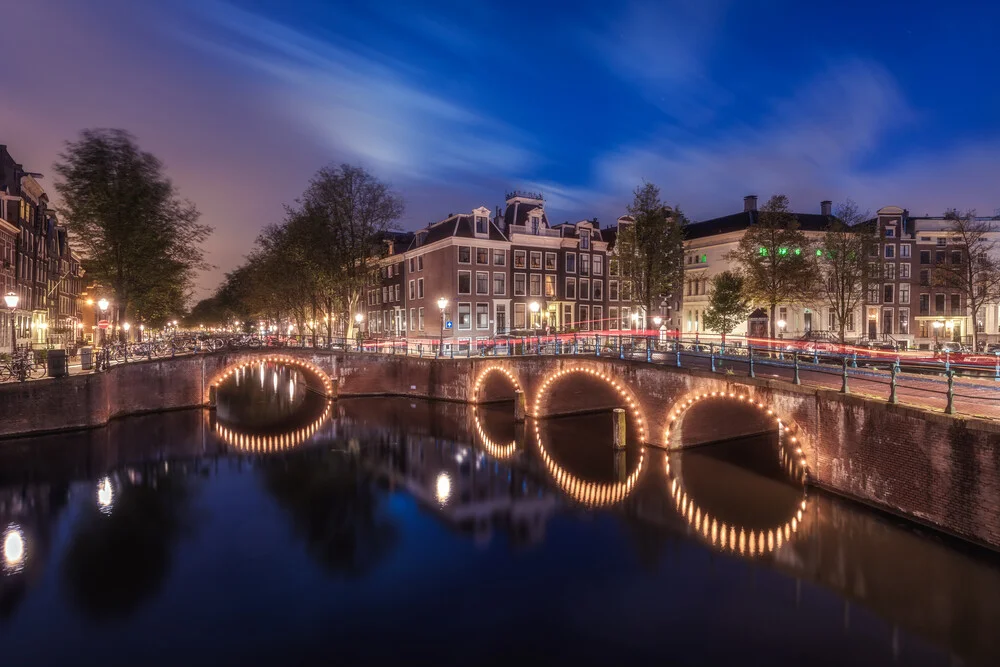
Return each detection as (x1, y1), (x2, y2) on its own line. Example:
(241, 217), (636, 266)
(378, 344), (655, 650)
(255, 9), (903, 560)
(631, 311), (640, 332)
(653, 315), (664, 343)
(123, 322), (130, 342)
(97, 298), (109, 347)
(437, 298), (448, 358)
(932, 319), (944, 349)
(139, 323), (145, 342)
(4, 292), (18, 355)
(777, 319), (787, 338)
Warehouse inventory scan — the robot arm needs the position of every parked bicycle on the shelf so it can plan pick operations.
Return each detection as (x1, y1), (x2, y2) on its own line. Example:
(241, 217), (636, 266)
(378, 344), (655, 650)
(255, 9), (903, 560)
(0, 350), (46, 382)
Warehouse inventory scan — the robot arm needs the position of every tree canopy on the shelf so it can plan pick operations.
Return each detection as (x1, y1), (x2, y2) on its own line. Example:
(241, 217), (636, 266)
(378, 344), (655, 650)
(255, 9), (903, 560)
(702, 271), (752, 343)
(818, 200), (876, 343)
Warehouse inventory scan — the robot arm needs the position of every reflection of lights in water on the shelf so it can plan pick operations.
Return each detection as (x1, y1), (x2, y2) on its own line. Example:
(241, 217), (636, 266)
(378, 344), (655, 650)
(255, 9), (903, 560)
(3, 525), (25, 572)
(435, 472), (452, 505)
(472, 409), (518, 460)
(533, 366), (647, 442)
(260, 364), (265, 389)
(534, 422), (646, 508)
(97, 476), (114, 513)
(272, 370), (278, 392)
(289, 378), (295, 401)
(215, 401), (333, 454)
(211, 356), (336, 400)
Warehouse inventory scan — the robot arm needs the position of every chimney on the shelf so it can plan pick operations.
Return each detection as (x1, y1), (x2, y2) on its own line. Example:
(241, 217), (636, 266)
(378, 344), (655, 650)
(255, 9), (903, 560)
(821, 200), (832, 216)
(744, 195), (758, 212)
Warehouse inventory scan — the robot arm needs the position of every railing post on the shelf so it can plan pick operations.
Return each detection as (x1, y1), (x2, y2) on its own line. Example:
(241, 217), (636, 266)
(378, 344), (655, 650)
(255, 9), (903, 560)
(793, 352), (800, 385)
(944, 351), (951, 373)
(994, 353), (999, 381)
(851, 350), (858, 368)
(840, 357), (850, 394)
(945, 370), (955, 414)
(675, 339), (681, 367)
(889, 364), (898, 404)
(573, 333), (578, 355)
(748, 343), (755, 378)
(595, 334), (601, 357)
(894, 355), (901, 373)
(646, 337), (652, 363)
(813, 347), (819, 365)
(450, 341), (454, 359)
(710, 343), (716, 373)
(619, 335), (625, 360)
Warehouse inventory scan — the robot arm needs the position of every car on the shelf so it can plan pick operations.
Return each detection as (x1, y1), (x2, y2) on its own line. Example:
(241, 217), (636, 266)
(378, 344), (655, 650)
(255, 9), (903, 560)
(937, 341), (966, 355)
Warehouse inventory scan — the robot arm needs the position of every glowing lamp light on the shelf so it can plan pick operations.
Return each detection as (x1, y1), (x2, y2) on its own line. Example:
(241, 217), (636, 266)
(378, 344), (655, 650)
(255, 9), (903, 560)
(97, 477), (114, 510)
(529, 301), (540, 313)
(653, 316), (662, 327)
(123, 322), (130, 332)
(777, 319), (787, 330)
(98, 298), (109, 312)
(3, 292), (18, 310)
(3, 525), (25, 568)
(354, 314), (363, 324)
(436, 472), (452, 505)
(437, 297), (448, 310)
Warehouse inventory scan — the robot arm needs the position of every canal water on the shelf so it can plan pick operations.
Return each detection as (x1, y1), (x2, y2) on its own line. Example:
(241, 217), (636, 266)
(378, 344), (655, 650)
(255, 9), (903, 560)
(1, 362), (999, 666)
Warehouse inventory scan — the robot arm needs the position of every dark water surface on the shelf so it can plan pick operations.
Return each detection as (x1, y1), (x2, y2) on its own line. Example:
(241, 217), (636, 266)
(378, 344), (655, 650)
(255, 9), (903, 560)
(1, 365), (999, 666)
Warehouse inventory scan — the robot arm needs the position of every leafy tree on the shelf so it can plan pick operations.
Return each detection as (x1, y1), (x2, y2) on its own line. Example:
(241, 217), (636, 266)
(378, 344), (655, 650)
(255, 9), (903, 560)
(702, 271), (752, 344)
(616, 182), (685, 328)
(933, 209), (1000, 350)
(818, 200), (876, 343)
(54, 129), (211, 334)
(727, 195), (816, 338)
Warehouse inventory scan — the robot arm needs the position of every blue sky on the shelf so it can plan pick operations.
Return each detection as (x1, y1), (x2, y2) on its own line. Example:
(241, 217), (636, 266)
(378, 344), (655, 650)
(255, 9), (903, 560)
(2, 0), (998, 294)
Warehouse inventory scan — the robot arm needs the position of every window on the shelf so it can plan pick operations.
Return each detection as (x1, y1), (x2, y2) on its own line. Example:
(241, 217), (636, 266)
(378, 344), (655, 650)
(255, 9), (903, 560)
(951, 250), (962, 264)
(900, 263), (910, 279)
(885, 227), (895, 238)
(919, 270), (930, 286)
(622, 307), (631, 330)
(579, 305), (590, 330)
(609, 258), (619, 276)
(566, 277), (577, 300)
(580, 278), (590, 300)
(935, 251), (945, 264)
(545, 252), (557, 271)
(935, 294), (945, 314)
(580, 230), (591, 250)
(458, 246), (471, 263)
(937, 237), (947, 246)
(868, 284), (880, 303)
(458, 271), (472, 294)
(899, 308), (909, 335)
(920, 250), (931, 265)
(869, 244), (879, 258)
(883, 284), (894, 303)
(621, 281), (632, 301)
(458, 303), (472, 329)
(408, 280), (415, 300)
(609, 280), (619, 301)
(409, 258), (415, 272)
(593, 279), (603, 301)
(566, 252), (576, 274)
(593, 255), (603, 276)
(387, 264), (393, 278)
(476, 248), (489, 264)
(418, 255), (424, 271)
(899, 284), (910, 304)
(475, 215), (487, 235)
(382, 287), (388, 303)
(828, 310), (835, 330)
(514, 303), (526, 329)
(885, 245), (895, 259)
(409, 308), (416, 331)
(882, 308), (894, 335)
(900, 245), (911, 258)
(493, 249), (505, 266)
(951, 294), (961, 315)
(514, 250), (526, 269)
(529, 251), (542, 270)
(529, 274), (542, 296)
(884, 264), (896, 280)
(919, 294), (929, 315)
(580, 254), (590, 276)
(609, 306), (619, 330)
(476, 303), (489, 329)
(418, 307), (424, 331)
(593, 306), (603, 329)
(514, 273), (526, 296)
(544, 274), (556, 298)
(417, 278), (424, 298)
(531, 216), (540, 234)
(493, 272), (506, 295)
(476, 271), (489, 295)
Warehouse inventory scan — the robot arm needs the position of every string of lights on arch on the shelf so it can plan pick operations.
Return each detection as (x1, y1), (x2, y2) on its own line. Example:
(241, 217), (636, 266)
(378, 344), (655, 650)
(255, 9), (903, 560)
(472, 408), (518, 460)
(211, 355), (335, 398)
(215, 401), (333, 454)
(663, 390), (810, 557)
(472, 365), (523, 402)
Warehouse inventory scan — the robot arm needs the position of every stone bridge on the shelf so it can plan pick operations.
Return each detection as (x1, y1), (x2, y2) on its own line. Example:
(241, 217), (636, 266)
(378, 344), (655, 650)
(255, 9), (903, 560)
(1, 348), (999, 551)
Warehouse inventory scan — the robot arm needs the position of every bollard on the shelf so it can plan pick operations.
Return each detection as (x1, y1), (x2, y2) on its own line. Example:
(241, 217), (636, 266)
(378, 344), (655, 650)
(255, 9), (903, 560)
(793, 353), (801, 385)
(748, 343), (755, 378)
(813, 348), (819, 365)
(614, 449), (627, 483)
(840, 357), (850, 394)
(945, 371), (955, 414)
(514, 390), (526, 423)
(889, 364), (898, 404)
(710, 343), (716, 373)
(612, 408), (626, 450)
(944, 351), (951, 373)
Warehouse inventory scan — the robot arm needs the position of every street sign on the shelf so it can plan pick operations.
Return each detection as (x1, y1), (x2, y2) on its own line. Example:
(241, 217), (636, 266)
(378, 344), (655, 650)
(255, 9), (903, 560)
(445, 321), (453, 329)
(98, 320), (110, 330)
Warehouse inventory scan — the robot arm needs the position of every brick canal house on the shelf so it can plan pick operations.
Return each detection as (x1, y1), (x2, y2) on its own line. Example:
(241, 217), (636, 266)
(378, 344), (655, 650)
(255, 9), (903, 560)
(364, 191), (644, 344)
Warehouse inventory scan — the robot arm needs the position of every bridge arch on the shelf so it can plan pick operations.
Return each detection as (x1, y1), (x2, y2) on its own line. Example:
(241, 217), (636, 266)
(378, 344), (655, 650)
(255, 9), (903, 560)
(214, 400), (333, 454)
(531, 365), (647, 443)
(472, 365), (523, 404)
(207, 354), (334, 404)
(472, 406), (519, 460)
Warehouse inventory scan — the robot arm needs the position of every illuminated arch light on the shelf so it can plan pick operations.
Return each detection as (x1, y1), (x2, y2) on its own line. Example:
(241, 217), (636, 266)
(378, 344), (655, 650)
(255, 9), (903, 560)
(210, 355), (335, 400)
(534, 421), (647, 508)
(472, 408), (518, 460)
(472, 366), (522, 403)
(665, 455), (807, 558)
(215, 401), (333, 454)
(532, 366), (647, 444)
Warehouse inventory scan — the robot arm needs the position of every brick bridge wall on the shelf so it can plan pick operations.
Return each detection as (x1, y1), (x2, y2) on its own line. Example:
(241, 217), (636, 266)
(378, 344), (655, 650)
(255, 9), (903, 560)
(0, 350), (998, 551)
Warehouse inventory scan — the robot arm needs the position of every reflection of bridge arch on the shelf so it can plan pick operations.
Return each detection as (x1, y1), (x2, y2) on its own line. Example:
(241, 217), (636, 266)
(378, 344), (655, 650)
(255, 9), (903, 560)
(472, 365), (523, 403)
(532, 366), (647, 443)
(533, 421), (647, 508)
(472, 407), (518, 460)
(208, 355), (334, 401)
(215, 401), (333, 454)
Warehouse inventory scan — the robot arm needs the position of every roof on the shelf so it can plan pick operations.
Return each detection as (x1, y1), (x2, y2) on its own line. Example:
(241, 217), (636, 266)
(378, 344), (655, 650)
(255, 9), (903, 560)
(684, 210), (835, 240)
(503, 201), (548, 228)
(410, 213), (507, 249)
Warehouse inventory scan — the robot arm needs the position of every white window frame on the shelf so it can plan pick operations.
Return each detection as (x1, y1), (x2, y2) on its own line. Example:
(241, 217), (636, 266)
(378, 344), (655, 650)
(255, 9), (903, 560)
(458, 246), (472, 264)
(457, 302), (472, 330)
(457, 270), (472, 295)
(514, 272), (526, 296)
(417, 278), (424, 299)
(544, 252), (557, 271)
(529, 273), (542, 297)
(476, 271), (490, 295)
(565, 252), (576, 274)
(529, 251), (542, 270)
(513, 249), (526, 269)
(565, 277), (576, 300)
(493, 272), (506, 296)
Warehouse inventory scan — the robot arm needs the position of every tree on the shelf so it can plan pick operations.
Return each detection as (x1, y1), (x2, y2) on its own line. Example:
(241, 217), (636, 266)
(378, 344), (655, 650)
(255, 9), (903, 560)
(932, 209), (1000, 350)
(702, 271), (752, 344)
(616, 182), (685, 328)
(54, 129), (212, 333)
(727, 195), (816, 338)
(818, 200), (876, 343)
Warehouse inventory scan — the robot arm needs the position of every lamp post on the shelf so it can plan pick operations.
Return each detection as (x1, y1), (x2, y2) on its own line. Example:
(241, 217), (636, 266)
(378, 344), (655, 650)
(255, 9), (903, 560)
(653, 315), (664, 344)
(529, 301), (541, 351)
(97, 298), (109, 347)
(139, 323), (144, 342)
(123, 322), (130, 342)
(4, 292), (18, 355)
(354, 313), (364, 350)
(933, 320), (944, 350)
(437, 298), (448, 358)
(777, 318), (787, 338)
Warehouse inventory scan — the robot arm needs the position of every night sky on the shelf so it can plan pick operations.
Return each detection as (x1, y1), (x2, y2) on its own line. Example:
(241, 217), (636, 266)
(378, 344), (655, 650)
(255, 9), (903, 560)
(3, 0), (997, 295)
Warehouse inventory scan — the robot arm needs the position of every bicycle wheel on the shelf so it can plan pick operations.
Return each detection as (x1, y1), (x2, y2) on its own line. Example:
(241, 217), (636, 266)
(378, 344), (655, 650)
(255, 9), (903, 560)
(30, 363), (46, 379)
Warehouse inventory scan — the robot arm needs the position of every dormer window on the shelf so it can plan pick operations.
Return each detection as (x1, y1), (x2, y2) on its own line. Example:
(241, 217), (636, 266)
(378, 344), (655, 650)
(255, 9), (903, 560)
(531, 216), (540, 234)
(475, 216), (487, 235)
(580, 230), (591, 250)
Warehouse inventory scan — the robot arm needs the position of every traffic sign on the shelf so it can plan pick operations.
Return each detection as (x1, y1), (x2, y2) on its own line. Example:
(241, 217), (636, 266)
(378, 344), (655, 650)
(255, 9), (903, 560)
(98, 320), (110, 330)
(445, 321), (453, 329)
